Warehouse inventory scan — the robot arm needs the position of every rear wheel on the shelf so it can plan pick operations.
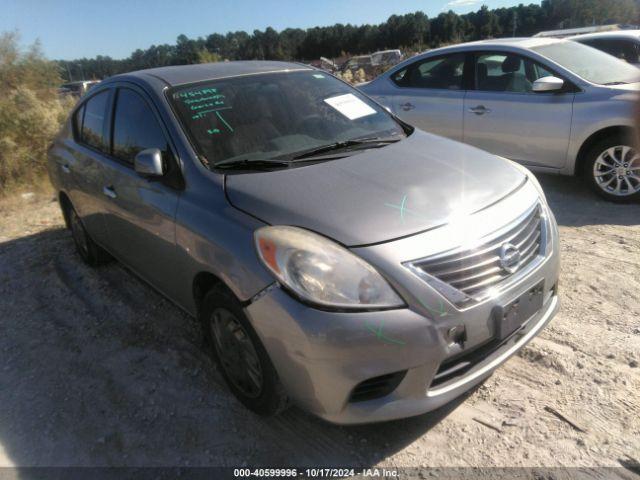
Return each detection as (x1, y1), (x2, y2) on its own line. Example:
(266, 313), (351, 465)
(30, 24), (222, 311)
(67, 205), (111, 266)
(585, 136), (640, 202)
(200, 286), (288, 416)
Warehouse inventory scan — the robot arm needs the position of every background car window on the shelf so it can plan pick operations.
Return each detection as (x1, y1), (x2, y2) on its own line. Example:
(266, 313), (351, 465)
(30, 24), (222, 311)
(533, 62), (554, 80)
(80, 90), (109, 152)
(584, 39), (640, 64)
(112, 88), (169, 164)
(475, 53), (555, 93)
(392, 54), (465, 90)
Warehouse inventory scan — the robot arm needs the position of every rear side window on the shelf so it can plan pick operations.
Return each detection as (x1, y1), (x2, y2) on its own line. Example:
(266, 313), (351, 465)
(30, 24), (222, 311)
(79, 90), (109, 152)
(112, 88), (169, 164)
(392, 54), (465, 90)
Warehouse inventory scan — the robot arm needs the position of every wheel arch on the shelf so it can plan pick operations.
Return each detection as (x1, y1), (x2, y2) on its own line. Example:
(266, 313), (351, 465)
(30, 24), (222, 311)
(192, 271), (231, 314)
(574, 126), (635, 176)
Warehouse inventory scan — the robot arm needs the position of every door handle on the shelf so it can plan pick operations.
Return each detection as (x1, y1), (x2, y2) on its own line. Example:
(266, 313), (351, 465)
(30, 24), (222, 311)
(61, 164), (71, 174)
(469, 105), (491, 115)
(102, 186), (117, 199)
(400, 102), (415, 111)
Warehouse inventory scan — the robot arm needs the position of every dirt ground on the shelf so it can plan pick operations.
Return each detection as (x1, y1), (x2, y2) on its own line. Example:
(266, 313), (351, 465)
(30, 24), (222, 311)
(0, 174), (638, 474)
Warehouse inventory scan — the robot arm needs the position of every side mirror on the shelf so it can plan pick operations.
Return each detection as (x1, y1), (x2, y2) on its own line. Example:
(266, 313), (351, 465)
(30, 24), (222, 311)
(532, 76), (564, 93)
(134, 148), (165, 177)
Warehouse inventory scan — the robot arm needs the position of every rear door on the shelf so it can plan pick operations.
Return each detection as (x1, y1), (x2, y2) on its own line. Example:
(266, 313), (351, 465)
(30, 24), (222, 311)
(68, 88), (113, 246)
(463, 51), (575, 169)
(100, 85), (182, 296)
(385, 53), (467, 141)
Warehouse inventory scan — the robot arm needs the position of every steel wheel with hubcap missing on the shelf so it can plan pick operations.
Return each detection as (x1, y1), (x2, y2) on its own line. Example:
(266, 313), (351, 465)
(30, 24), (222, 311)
(200, 287), (288, 416)
(592, 145), (640, 198)
(210, 307), (264, 398)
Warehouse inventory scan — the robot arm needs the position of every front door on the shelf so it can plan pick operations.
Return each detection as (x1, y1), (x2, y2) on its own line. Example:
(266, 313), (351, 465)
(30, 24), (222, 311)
(386, 53), (467, 141)
(101, 86), (181, 296)
(463, 52), (575, 169)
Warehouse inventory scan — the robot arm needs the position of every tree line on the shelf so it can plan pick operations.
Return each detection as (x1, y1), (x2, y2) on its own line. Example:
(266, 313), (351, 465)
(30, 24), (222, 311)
(59, 0), (639, 81)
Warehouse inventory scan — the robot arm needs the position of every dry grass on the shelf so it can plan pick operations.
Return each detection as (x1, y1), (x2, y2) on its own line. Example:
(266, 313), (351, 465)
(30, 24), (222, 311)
(0, 32), (73, 194)
(0, 173), (53, 202)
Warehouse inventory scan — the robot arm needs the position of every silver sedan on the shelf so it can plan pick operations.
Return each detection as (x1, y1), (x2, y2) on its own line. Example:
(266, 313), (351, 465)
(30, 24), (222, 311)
(360, 37), (640, 202)
(48, 61), (560, 424)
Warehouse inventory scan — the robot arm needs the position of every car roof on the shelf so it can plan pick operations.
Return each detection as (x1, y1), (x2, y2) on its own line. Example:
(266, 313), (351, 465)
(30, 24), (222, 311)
(424, 37), (564, 55)
(109, 60), (312, 87)
(569, 30), (640, 41)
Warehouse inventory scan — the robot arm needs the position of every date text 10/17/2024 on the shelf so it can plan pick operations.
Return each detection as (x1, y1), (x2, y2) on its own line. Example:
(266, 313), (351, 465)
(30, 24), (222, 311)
(233, 468), (400, 478)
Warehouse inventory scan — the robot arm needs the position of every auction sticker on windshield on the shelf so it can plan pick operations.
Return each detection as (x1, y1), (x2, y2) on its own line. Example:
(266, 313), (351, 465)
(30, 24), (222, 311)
(324, 93), (377, 120)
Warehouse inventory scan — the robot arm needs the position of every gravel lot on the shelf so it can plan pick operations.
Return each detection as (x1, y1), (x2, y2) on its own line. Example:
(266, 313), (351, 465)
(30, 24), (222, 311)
(0, 174), (638, 473)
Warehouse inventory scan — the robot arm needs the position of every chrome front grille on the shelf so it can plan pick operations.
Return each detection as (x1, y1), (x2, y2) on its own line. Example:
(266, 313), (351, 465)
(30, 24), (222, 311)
(408, 203), (545, 306)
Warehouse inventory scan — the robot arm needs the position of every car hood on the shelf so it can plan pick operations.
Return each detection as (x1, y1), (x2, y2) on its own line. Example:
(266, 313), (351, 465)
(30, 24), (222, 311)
(607, 81), (640, 91)
(225, 130), (527, 246)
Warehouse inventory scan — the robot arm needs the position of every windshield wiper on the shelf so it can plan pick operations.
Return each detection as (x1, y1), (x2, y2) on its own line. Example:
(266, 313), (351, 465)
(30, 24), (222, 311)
(289, 136), (401, 160)
(213, 136), (402, 168)
(214, 157), (291, 170)
(604, 81), (629, 85)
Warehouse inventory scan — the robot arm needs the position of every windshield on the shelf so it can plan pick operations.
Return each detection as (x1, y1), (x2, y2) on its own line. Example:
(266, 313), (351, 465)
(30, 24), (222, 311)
(532, 41), (640, 85)
(169, 70), (406, 168)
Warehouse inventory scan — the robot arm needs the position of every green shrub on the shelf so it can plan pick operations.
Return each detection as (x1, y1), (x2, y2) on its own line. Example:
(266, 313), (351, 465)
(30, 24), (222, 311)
(0, 32), (73, 192)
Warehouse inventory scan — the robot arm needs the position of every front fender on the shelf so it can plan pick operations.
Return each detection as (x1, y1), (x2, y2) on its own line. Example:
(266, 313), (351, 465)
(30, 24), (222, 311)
(172, 172), (274, 315)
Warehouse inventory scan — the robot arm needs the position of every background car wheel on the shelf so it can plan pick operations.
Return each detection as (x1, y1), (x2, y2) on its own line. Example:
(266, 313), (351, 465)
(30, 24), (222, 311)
(200, 285), (289, 416)
(67, 206), (111, 266)
(585, 135), (640, 203)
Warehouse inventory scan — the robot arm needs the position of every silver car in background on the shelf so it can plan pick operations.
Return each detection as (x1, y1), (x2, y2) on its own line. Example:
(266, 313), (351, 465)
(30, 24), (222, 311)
(48, 61), (559, 424)
(360, 38), (640, 202)
(570, 30), (640, 67)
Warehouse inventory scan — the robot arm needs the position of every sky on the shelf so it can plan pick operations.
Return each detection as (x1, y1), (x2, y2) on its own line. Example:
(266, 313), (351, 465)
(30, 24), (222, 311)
(2, 0), (540, 60)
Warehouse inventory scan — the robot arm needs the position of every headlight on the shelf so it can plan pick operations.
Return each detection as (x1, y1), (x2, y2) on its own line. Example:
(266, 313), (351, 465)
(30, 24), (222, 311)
(254, 226), (404, 310)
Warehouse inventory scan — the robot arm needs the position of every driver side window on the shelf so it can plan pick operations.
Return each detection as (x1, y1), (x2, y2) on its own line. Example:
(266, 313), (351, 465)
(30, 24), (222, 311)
(475, 53), (554, 93)
(112, 88), (170, 164)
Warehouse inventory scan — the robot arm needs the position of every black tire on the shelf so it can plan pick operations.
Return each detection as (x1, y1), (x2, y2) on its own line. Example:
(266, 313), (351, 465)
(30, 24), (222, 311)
(67, 205), (111, 266)
(200, 285), (289, 416)
(584, 135), (640, 203)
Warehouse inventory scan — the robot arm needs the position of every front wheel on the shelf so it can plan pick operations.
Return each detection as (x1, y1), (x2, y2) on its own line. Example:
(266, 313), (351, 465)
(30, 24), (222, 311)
(200, 286), (289, 416)
(585, 137), (640, 202)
